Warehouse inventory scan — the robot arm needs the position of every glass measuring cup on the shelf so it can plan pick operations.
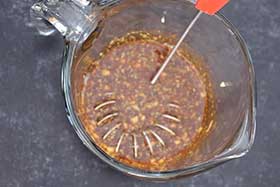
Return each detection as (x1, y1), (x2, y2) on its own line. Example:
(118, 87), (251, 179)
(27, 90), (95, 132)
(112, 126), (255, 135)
(31, 0), (256, 180)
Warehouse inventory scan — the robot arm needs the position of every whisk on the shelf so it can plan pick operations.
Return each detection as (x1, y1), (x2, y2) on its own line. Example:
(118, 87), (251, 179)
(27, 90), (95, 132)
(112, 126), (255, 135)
(151, 0), (230, 84)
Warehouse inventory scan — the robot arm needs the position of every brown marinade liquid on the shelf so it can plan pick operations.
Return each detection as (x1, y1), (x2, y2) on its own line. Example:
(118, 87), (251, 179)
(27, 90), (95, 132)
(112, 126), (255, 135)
(73, 31), (216, 171)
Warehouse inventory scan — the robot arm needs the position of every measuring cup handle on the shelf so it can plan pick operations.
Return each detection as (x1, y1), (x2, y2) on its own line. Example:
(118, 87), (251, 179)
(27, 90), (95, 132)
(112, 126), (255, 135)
(30, 0), (99, 42)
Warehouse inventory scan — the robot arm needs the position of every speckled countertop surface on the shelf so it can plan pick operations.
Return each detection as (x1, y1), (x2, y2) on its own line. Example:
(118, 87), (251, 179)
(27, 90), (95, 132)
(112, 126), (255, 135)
(0, 0), (280, 186)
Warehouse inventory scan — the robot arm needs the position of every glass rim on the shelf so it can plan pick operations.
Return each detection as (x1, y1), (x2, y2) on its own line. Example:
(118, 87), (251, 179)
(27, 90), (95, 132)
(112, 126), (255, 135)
(61, 10), (257, 180)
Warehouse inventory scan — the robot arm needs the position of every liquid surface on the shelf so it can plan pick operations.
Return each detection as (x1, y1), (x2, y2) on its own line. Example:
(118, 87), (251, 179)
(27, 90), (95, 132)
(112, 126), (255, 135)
(73, 31), (215, 171)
